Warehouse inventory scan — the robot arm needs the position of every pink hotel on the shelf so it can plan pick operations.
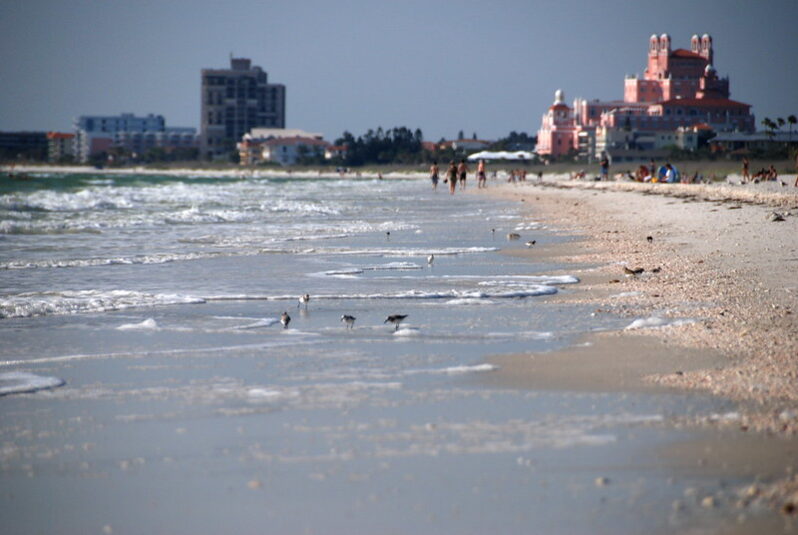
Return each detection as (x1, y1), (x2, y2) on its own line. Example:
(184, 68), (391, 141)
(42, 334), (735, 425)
(535, 34), (755, 160)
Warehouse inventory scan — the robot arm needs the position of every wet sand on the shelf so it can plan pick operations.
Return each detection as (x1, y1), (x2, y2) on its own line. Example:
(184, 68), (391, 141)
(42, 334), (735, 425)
(480, 175), (798, 526)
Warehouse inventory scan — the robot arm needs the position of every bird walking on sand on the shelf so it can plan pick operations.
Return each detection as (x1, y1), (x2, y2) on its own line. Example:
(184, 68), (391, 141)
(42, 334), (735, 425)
(507, 232), (521, 240)
(525, 240), (536, 248)
(623, 266), (645, 276)
(298, 293), (310, 309)
(280, 311), (291, 329)
(341, 315), (356, 329)
(427, 254), (434, 267)
(384, 314), (408, 331)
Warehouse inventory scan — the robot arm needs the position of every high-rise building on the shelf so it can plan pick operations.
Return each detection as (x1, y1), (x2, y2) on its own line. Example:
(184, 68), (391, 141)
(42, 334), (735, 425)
(200, 58), (286, 160)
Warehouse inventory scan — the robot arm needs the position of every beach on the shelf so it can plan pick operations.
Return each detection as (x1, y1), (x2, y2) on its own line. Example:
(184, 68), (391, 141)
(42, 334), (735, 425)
(1, 167), (797, 534)
(484, 173), (798, 523)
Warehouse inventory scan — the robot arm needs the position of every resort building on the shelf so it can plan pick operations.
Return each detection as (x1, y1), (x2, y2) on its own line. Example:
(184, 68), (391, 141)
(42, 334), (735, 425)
(237, 128), (325, 166)
(73, 113), (197, 162)
(46, 132), (75, 162)
(535, 34), (755, 161)
(0, 131), (48, 161)
(201, 58), (286, 160)
(74, 113), (164, 162)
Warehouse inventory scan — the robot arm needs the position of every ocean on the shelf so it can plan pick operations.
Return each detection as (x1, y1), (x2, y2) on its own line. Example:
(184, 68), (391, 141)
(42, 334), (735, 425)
(0, 171), (737, 534)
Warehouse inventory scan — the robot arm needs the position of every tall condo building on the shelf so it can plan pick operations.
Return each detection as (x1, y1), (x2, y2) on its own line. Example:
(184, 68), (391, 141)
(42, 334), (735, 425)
(200, 58), (286, 160)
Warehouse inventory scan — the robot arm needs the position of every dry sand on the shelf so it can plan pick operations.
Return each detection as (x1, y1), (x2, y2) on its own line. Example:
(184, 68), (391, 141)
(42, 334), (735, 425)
(480, 175), (798, 522)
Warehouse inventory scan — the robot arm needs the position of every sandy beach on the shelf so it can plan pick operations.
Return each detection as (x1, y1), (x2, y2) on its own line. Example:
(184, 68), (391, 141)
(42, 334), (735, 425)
(482, 174), (798, 522)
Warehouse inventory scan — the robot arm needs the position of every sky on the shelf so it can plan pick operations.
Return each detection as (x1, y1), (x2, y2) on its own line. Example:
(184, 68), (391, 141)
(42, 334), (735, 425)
(1, 0), (797, 142)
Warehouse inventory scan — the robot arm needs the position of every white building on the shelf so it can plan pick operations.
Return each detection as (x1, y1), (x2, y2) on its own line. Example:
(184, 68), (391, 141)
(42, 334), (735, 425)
(261, 136), (329, 166)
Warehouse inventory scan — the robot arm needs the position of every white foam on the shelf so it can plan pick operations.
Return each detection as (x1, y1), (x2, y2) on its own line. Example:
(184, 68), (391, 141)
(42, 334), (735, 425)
(0, 290), (205, 319)
(444, 298), (495, 305)
(117, 318), (159, 331)
(625, 317), (696, 330)
(393, 327), (420, 336)
(0, 372), (65, 396)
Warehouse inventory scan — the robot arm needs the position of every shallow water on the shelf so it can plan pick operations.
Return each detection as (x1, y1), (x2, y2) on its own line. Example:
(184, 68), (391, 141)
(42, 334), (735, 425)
(0, 172), (749, 534)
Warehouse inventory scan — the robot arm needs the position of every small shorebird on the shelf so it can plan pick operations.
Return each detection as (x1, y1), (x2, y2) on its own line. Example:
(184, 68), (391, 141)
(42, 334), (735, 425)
(280, 311), (291, 329)
(341, 315), (356, 329)
(427, 254), (434, 266)
(384, 314), (408, 331)
(646, 236), (654, 243)
(525, 240), (536, 248)
(298, 293), (310, 309)
(623, 266), (645, 276)
(386, 231), (391, 240)
(507, 232), (521, 240)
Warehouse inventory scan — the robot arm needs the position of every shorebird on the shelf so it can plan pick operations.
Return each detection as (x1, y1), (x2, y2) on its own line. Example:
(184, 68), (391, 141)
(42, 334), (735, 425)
(646, 236), (654, 243)
(341, 315), (356, 329)
(384, 314), (408, 331)
(623, 266), (645, 276)
(280, 312), (291, 329)
(386, 231), (391, 240)
(525, 240), (536, 248)
(507, 232), (521, 240)
(427, 254), (434, 266)
(298, 293), (310, 309)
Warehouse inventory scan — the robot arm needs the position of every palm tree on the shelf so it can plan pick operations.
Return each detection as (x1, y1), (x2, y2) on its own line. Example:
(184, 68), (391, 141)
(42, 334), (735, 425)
(777, 117), (786, 130)
(788, 115), (797, 141)
(762, 117), (776, 140)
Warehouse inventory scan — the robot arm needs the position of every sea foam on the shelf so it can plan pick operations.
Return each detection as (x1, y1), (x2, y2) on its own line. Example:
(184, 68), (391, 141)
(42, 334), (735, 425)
(0, 372), (65, 396)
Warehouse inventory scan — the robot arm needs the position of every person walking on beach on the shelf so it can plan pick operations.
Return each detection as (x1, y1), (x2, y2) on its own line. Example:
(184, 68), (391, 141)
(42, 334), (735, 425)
(457, 159), (469, 191)
(742, 157), (750, 183)
(477, 159), (487, 189)
(446, 161), (458, 195)
(430, 161), (439, 191)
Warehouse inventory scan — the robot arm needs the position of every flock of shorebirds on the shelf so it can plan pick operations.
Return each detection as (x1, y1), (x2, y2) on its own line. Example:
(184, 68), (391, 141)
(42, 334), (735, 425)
(277, 227), (541, 332)
(278, 293), (408, 332)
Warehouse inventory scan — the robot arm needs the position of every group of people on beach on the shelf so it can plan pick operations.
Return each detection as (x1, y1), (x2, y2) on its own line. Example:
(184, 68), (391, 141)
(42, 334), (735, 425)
(429, 159), (488, 194)
(741, 158), (785, 184)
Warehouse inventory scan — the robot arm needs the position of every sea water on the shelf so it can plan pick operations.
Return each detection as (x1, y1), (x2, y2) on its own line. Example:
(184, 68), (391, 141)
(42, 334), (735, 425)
(0, 172), (739, 534)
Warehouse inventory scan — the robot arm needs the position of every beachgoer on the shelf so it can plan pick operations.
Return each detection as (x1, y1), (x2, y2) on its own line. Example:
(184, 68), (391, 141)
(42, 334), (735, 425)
(795, 153), (798, 187)
(446, 161), (457, 195)
(457, 159), (469, 191)
(768, 165), (778, 181)
(477, 159), (486, 189)
(635, 165), (649, 182)
(430, 161), (439, 191)
(508, 169), (516, 184)
(664, 163), (675, 183)
(742, 157), (750, 183)
(599, 155), (609, 180)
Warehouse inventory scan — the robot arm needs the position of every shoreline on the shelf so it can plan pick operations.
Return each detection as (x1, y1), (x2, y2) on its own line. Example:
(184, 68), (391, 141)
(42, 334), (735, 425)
(478, 176), (798, 520)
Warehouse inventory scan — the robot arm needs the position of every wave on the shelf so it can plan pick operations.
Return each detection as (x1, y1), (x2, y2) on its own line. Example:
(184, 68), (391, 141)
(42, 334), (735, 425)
(0, 290), (205, 319)
(0, 372), (65, 396)
(203, 286), (558, 303)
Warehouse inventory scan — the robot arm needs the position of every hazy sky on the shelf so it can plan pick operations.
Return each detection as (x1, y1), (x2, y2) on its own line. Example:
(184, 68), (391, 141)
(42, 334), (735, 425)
(2, 0), (797, 142)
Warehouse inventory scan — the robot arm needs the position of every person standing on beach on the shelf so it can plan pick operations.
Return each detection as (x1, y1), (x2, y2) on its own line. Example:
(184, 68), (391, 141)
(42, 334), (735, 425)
(477, 159), (487, 189)
(742, 157), (750, 183)
(457, 159), (469, 191)
(600, 154), (609, 181)
(446, 161), (458, 195)
(430, 161), (439, 191)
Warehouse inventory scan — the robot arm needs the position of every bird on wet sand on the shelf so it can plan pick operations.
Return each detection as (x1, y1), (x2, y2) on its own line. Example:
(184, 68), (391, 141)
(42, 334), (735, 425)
(384, 314), (408, 331)
(341, 315), (356, 329)
(298, 293), (310, 309)
(525, 240), (536, 248)
(386, 231), (391, 240)
(623, 266), (645, 276)
(427, 254), (434, 266)
(280, 312), (291, 329)
(507, 232), (521, 240)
